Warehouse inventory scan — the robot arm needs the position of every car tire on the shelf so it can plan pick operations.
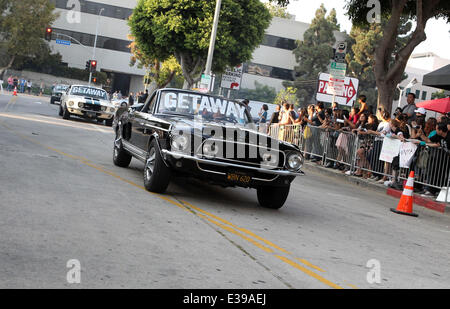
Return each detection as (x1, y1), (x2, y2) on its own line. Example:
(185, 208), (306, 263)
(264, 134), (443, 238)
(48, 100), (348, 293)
(113, 131), (132, 168)
(58, 104), (63, 116)
(143, 139), (171, 193)
(62, 104), (70, 120)
(50, 98), (55, 104)
(257, 185), (290, 209)
(105, 118), (113, 127)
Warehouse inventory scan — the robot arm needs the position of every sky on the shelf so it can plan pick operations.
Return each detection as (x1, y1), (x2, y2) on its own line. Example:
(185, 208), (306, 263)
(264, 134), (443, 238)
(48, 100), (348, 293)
(263, 0), (450, 59)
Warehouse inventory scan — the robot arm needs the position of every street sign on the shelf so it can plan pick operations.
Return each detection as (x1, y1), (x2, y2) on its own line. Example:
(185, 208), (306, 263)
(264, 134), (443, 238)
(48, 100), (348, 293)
(334, 41), (347, 63)
(317, 72), (359, 107)
(56, 39), (71, 46)
(328, 62), (347, 96)
(221, 64), (243, 90)
(198, 74), (212, 93)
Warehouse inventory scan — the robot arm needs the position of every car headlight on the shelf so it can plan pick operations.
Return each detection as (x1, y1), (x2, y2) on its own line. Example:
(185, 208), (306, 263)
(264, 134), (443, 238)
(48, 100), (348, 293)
(171, 134), (189, 152)
(78, 102), (83, 108)
(203, 142), (220, 156)
(285, 152), (304, 172)
(109, 107), (115, 113)
(101, 106), (107, 112)
(68, 101), (74, 107)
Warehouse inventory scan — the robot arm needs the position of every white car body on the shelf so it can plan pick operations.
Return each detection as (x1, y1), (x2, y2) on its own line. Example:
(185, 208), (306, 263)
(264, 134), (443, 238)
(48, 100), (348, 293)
(60, 85), (116, 122)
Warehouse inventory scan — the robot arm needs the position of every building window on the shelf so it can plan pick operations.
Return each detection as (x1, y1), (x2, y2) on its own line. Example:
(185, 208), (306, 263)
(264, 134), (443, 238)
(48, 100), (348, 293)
(244, 63), (294, 81)
(421, 91), (427, 100)
(51, 0), (133, 20)
(405, 88), (411, 96)
(415, 90), (420, 99)
(261, 34), (297, 51)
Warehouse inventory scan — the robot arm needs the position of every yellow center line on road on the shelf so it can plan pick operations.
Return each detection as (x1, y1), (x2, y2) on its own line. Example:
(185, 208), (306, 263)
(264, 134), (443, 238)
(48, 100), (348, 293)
(0, 121), (351, 289)
(181, 200), (292, 255)
(275, 255), (343, 289)
(296, 258), (326, 273)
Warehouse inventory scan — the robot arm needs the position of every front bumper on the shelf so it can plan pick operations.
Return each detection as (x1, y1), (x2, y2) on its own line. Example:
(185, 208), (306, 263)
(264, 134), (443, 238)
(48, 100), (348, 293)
(161, 149), (305, 177)
(67, 107), (114, 119)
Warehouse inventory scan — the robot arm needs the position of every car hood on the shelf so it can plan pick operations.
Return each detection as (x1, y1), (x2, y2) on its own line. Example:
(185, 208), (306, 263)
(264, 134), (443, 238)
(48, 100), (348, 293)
(158, 114), (298, 150)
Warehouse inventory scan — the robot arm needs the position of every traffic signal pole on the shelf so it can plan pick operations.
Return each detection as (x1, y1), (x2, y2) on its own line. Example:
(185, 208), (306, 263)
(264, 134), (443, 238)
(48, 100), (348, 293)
(89, 8), (104, 86)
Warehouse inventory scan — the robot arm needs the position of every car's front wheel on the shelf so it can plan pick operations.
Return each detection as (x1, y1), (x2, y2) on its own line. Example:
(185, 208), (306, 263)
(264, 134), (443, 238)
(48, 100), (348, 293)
(257, 185), (290, 209)
(113, 132), (132, 168)
(143, 139), (171, 193)
(62, 104), (70, 119)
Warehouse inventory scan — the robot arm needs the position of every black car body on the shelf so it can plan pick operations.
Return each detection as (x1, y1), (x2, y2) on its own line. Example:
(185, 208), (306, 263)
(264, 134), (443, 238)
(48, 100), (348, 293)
(50, 84), (69, 104)
(113, 89), (304, 209)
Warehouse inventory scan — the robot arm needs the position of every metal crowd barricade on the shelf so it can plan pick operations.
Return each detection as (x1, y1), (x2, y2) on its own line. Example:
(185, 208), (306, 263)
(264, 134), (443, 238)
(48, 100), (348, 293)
(268, 123), (450, 198)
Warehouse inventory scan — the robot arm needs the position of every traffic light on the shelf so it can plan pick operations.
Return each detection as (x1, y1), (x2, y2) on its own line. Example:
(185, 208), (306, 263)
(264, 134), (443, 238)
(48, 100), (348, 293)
(90, 60), (97, 73)
(86, 61), (91, 71)
(92, 77), (97, 83)
(45, 27), (53, 41)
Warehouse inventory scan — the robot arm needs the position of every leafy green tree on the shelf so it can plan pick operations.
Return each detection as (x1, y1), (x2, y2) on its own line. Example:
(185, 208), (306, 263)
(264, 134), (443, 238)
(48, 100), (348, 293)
(346, 0), (450, 113)
(285, 4), (339, 107)
(346, 19), (410, 107)
(129, 36), (182, 93)
(129, 0), (271, 89)
(264, 2), (292, 19)
(274, 87), (299, 107)
(229, 81), (277, 103)
(431, 90), (447, 100)
(0, 0), (58, 79)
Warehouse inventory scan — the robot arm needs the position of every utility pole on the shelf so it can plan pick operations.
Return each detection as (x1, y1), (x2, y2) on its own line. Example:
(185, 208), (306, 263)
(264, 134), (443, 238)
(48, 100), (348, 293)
(89, 8), (104, 86)
(203, 0), (222, 91)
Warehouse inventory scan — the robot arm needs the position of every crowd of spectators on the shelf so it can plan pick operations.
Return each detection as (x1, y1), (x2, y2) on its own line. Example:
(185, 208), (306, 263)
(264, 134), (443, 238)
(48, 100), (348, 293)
(267, 93), (450, 197)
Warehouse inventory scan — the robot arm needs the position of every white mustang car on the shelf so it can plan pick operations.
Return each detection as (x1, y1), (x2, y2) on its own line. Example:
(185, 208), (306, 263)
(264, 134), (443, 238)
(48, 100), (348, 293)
(59, 85), (116, 126)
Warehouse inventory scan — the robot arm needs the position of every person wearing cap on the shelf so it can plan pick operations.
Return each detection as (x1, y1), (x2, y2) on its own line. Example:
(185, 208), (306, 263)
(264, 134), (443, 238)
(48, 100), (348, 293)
(402, 93), (417, 124)
(415, 107), (427, 123)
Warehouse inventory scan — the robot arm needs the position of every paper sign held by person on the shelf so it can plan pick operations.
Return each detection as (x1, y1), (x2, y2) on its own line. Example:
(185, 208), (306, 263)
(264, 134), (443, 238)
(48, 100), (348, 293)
(379, 137), (402, 163)
(399, 142), (418, 168)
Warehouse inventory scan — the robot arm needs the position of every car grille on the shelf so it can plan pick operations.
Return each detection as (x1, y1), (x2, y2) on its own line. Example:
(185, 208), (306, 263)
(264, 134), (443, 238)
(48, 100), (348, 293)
(83, 103), (101, 112)
(196, 139), (285, 170)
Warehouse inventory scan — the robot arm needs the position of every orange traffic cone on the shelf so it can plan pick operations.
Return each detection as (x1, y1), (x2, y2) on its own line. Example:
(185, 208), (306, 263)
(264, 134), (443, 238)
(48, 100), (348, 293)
(391, 171), (418, 217)
(13, 86), (17, 96)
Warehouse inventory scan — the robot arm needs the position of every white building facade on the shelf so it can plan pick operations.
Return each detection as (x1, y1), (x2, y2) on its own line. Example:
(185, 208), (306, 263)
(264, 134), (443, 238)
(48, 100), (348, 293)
(49, 0), (145, 95)
(241, 17), (347, 93)
(48, 3), (346, 96)
(395, 53), (450, 113)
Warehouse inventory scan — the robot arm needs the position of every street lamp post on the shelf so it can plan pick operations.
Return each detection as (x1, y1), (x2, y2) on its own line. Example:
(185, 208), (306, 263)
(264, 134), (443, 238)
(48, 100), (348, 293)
(203, 0), (222, 91)
(89, 8), (104, 86)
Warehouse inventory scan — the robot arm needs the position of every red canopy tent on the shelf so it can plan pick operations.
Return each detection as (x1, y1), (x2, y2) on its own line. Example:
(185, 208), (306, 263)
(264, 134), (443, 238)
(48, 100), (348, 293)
(416, 97), (450, 114)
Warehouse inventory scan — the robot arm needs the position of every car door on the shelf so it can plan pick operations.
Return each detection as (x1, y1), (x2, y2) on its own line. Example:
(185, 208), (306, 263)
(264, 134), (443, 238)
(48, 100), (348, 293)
(129, 91), (158, 152)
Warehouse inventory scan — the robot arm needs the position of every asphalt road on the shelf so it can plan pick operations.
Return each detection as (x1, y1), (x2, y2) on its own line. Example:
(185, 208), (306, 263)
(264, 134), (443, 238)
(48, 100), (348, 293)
(0, 93), (449, 289)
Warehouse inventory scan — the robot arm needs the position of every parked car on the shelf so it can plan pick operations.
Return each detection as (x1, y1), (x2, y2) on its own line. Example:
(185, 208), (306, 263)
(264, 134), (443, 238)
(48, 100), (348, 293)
(112, 89), (304, 209)
(59, 85), (116, 126)
(50, 84), (69, 104)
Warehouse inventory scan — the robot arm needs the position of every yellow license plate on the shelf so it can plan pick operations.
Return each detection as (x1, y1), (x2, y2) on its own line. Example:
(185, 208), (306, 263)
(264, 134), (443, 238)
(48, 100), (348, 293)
(227, 173), (252, 184)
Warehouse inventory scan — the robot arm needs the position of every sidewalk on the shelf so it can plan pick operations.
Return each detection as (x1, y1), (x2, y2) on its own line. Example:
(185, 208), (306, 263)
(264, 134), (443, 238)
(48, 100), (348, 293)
(302, 160), (450, 215)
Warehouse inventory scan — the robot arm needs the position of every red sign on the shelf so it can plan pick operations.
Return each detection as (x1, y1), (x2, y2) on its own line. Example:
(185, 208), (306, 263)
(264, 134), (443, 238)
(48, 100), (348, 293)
(316, 73), (359, 106)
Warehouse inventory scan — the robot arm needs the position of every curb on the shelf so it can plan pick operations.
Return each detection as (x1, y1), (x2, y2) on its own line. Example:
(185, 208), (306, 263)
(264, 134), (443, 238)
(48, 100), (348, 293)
(386, 188), (448, 213)
(302, 162), (449, 214)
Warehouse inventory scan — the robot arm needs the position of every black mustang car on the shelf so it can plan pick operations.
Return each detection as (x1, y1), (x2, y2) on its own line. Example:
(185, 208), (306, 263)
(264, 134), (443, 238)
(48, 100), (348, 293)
(113, 89), (304, 209)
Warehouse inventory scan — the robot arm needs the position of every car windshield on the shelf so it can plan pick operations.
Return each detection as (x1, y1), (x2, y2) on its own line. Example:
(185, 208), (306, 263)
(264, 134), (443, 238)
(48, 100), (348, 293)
(55, 85), (68, 92)
(158, 91), (251, 125)
(70, 86), (107, 100)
